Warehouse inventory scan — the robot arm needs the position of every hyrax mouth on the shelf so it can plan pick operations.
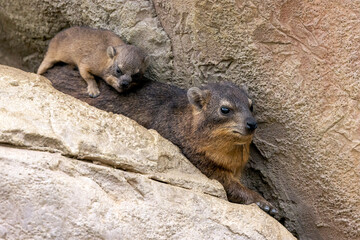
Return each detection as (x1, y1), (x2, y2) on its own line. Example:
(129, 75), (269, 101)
(231, 129), (253, 138)
(211, 126), (253, 143)
(117, 74), (132, 90)
(233, 128), (254, 133)
(225, 127), (254, 144)
(118, 79), (130, 89)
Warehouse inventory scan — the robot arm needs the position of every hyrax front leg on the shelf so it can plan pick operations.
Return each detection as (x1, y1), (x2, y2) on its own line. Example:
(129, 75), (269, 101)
(37, 56), (57, 75)
(211, 169), (278, 215)
(78, 64), (100, 98)
(104, 75), (122, 93)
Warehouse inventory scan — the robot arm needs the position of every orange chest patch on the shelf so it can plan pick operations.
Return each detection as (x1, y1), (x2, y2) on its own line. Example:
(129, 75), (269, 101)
(200, 142), (251, 174)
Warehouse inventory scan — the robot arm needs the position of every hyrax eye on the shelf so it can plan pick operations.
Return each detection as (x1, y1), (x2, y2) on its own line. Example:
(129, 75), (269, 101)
(116, 67), (122, 75)
(220, 106), (231, 114)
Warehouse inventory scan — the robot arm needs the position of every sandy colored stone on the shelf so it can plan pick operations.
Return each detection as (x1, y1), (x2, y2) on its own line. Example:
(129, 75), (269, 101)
(0, 65), (224, 199)
(0, 146), (295, 240)
(0, 66), (295, 240)
(151, 1), (360, 239)
(1, 0), (360, 239)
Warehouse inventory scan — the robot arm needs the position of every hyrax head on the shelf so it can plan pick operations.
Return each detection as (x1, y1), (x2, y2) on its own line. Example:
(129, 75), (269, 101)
(187, 82), (256, 144)
(106, 45), (148, 91)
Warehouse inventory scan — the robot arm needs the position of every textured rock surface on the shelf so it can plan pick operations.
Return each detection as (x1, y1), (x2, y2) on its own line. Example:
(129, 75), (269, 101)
(0, 146), (294, 240)
(0, 0), (173, 81)
(0, 65), (295, 240)
(0, 0), (359, 239)
(0, 65), (224, 199)
(151, 1), (360, 239)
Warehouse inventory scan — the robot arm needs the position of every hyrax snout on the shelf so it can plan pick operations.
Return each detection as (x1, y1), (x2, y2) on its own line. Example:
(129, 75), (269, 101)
(37, 26), (148, 97)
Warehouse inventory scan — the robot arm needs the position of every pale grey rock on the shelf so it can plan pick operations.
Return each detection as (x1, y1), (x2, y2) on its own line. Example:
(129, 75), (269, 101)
(3, 0), (358, 239)
(0, 146), (295, 240)
(0, 65), (295, 240)
(0, 65), (224, 199)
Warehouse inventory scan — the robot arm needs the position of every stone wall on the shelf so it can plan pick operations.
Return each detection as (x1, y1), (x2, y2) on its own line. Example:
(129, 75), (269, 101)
(0, 0), (359, 239)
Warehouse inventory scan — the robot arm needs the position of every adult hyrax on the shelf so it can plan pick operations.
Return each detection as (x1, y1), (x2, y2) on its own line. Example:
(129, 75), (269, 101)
(44, 65), (277, 215)
(37, 26), (148, 97)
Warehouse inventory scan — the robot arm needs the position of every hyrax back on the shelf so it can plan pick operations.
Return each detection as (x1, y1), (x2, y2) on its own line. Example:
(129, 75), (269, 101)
(37, 26), (148, 97)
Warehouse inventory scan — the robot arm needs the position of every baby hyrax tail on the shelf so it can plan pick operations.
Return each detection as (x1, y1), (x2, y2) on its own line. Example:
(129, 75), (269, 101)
(37, 26), (148, 97)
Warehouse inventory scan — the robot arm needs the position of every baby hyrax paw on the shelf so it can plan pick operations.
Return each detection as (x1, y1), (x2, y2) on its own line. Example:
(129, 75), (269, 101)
(112, 82), (123, 93)
(105, 76), (123, 93)
(87, 85), (100, 98)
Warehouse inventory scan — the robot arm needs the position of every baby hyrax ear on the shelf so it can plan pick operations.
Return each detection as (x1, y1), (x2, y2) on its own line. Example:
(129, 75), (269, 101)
(187, 87), (210, 110)
(143, 56), (150, 68)
(107, 46), (116, 59)
(240, 84), (249, 95)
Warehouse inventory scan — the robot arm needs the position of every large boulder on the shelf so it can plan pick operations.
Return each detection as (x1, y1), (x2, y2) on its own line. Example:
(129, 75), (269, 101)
(1, 0), (359, 239)
(0, 65), (295, 239)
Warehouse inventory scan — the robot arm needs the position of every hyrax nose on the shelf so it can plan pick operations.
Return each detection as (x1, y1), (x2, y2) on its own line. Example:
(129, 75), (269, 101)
(246, 120), (257, 131)
(121, 81), (130, 88)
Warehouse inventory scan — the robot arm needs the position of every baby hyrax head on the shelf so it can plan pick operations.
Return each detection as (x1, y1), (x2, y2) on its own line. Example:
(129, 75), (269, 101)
(106, 45), (148, 92)
(187, 82), (256, 145)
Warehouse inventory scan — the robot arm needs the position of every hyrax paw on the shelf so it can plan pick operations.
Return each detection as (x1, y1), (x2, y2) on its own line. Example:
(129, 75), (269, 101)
(246, 191), (278, 216)
(110, 82), (123, 93)
(255, 200), (278, 216)
(87, 87), (100, 98)
(105, 77), (121, 92)
(112, 85), (123, 93)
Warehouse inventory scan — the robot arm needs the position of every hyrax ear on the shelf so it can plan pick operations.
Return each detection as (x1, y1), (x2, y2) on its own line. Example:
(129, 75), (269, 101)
(143, 55), (150, 68)
(107, 46), (116, 59)
(240, 84), (249, 95)
(187, 87), (210, 110)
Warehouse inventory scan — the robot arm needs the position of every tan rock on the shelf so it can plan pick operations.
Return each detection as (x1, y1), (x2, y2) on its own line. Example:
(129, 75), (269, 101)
(0, 65), (224, 199)
(151, 1), (360, 239)
(0, 65), (295, 239)
(0, 146), (294, 240)
(1, 0), (359, 239)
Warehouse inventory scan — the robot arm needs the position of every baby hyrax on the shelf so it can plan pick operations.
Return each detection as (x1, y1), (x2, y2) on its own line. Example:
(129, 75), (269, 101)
(37, 26), (148, 97)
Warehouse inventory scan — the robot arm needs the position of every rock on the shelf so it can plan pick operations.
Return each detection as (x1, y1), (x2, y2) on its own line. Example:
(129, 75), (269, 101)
(0, 146), (294, 240)
(0, 65), (224, 199)
(0, 65), (295, 239)
(1, 0), (359, 239)
(151, 1), (360, 239)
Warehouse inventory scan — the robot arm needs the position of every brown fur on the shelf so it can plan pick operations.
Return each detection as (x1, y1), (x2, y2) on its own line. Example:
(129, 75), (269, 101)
(43, 64), (277, 215)
(37, 26), (148, 97)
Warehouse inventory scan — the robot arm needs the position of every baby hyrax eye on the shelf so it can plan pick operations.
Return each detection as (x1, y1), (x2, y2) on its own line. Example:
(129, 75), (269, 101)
(250, 104), (253, 112)
(116, 67), (123, 75)
(220, 106), (231, 114)
(248, 98), (253, 112)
